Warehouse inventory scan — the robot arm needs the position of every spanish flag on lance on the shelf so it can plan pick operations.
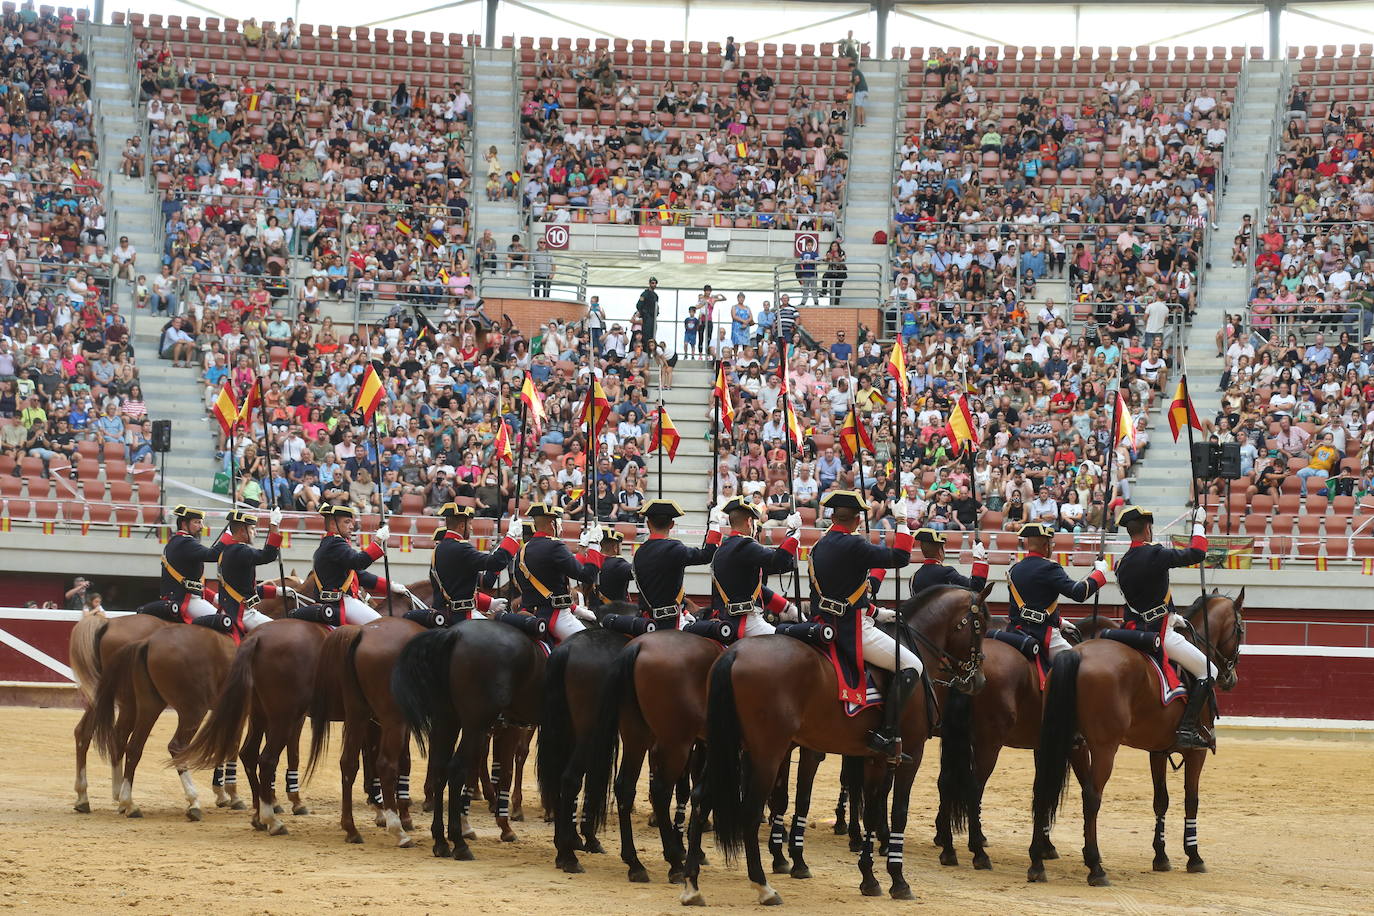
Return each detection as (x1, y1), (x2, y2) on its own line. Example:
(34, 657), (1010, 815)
(211, 378), (238, 437)
(492, 420), (514, 466)
(1167, 376), (1203, 442)
(520, 372), (547, 430)
(580, 378), (612, 436)
(712, 363), (735, 434)
(395, 218), (414, 236)
(944, 393), (978, 456)
(238, 378), (262, 429)
(786, 404), (803, 450)
(886, 340), (909, 400)
(1115, 391), (1137, 447)
(353, 361), (386, 422)
(651, 406), (682, 461)
(838, 409), (873, 462)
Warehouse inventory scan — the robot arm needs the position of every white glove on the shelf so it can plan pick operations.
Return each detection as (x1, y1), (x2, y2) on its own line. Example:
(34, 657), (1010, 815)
(573, 604), (596, 622)
(1093, 559), (1108, 575)
(874, 607), (897, 623)
(390, 580), (408, 596)
(681, 612), (698, 627)
(1188, 507), (1207, 538)
(268, 506), (282, 527)
(580, 525), (603, 548)
(708, 504), (726, 527)
(487, 597), (508, 614)
(374, 524), (391, 545)
(507, 516), (524, 539)
(783, 512), (802, 535)
(896, 521), (911, 536)
(780, 601), (800, 622)
(971, 540), (988, 562)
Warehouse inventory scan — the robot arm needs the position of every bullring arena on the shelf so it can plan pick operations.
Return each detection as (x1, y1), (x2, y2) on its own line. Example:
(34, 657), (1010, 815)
(2, 0), (1374, 912)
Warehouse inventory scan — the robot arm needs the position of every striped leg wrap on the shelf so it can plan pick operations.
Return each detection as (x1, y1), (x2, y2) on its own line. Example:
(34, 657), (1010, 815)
(285, 770), (300, 795)
(397, 775), (410, 803)
(887, 834), (905, 865)
(1184, 818), (1199, 849)
(223, 761), (237, 785)
(370, 777), (382, 807)
(212, 766), (224, 788)
(674, 797), (688, 830)
(461, 790), (471, 816)
(1155, 816), (1166, 846)
(789, 814), (807, 852)
(769, 814), (785, 849)
(498, 788), (510, 820)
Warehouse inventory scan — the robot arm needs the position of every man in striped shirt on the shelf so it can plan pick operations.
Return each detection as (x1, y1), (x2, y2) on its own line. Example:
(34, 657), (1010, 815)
(776, 294), (800, 344)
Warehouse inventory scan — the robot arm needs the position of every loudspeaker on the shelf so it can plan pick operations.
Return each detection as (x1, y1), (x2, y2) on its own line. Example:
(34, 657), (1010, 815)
(152, 419), (173, 453)
(1190, 441), (1222, 479)
(1217, 442), (1243, 480)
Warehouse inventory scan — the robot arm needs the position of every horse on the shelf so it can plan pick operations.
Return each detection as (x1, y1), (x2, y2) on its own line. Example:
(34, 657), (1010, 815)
(690, 583), (990, 906)
(89, 624), (236, 820)
(1028, 590), (1247, 886)
(307, 617), (423, 847)
(391, 618), (545, 860)
(535, 602), (643, 875)
(933, 612), (1120, 869)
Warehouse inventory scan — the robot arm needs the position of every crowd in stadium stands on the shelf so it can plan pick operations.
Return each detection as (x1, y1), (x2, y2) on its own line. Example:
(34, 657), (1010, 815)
(515, 39), (856, 229)
(0, 9), (155, 507)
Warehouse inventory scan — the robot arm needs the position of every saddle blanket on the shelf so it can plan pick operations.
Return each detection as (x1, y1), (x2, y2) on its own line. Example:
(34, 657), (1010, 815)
(842, 671), (884, 718)
(1147, 653), (1188, 706)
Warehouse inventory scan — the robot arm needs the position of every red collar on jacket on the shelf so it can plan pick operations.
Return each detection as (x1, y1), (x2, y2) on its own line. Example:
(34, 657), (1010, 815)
(648, 533), (671, 540)
(829, 522), (855, 534)
(921, 557), (941, 565)
(1129, 540), (1147, 547)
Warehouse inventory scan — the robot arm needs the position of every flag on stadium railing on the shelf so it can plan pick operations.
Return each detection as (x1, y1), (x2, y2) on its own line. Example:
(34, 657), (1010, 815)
(211, 379), (238, 437)
(651, 407), (682, 461)
(886, 340), (908, 400)
(580, 378), (612, 436)
(1115, 392), (1136, 447)
(353, 362), (386, 422)
(713, 363), (735, 434)
(492, 420), (514, 466)
(238, 378), (261, 429)
(838, 409), (873, 462)
(944, 394), (978, 456)
(1167, 377), (1202, 442)
(520, 372), (546, 430)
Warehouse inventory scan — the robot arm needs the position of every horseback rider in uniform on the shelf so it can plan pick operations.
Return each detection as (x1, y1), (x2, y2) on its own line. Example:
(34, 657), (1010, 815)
(706, 495), (801, 638)
(213, 508), (285, 635)
(909, 528), (990, 593)
(513, 503), (602, 644)
(585, 527), (633, 604)
(139, 505), (229, 623)
(633, 499), (723, 628)
(1115, 505), (1218, 750)
(807, 491), (920, 759)
(1007, 522), (1107, 658)
(425, 502), (516, 624)
(310, 503), (407, 625)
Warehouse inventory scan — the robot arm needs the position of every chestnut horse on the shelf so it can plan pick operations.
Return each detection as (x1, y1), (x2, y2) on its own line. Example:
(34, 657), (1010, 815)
(691, 584), (990, 906)
(1029, 591), (1246, 886)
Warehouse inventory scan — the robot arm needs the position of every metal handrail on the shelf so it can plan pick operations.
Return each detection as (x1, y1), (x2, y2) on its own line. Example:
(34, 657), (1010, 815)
(529, 204), (841, 232)
(772, 258), (883, 311)
(1218, 55), (1250, 196)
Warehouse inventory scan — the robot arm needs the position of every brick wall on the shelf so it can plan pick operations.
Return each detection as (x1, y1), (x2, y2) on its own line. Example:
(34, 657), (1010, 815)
(486, 297), (589, 337)
(797, 307), (881, 348)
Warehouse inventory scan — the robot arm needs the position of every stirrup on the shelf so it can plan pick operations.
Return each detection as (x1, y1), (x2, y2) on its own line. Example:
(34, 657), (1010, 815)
(190, 613), (234, 635)
(1173, 724), (1214, 751)
(864, 730), (911, 765)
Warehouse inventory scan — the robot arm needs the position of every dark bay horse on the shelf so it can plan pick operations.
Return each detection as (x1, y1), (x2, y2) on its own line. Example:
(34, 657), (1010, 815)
(89, 624), (236, 820)
(690, 584), (990, 906)
(1029, 591), (1246, 886)
(934, 613), (1119, 869)
(392, 618), (545, 860)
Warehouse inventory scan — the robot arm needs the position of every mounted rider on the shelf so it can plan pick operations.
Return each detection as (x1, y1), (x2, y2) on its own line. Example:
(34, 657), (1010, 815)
(513, 504), (602, 644)
(909, 528), (990, 594)
(139, 505), (228, 624)
(706, 495), (800, 638)
(806, 490), (919, 760)
(310, 503), (406, 625)
(632, 499), (722, 628)
(1007, 522), (1107, 657)
(423, 502), (516, 625)
(212, 508), (285, 636)
(1115, 505), (1218, 749)
(586, 527), (633, 604)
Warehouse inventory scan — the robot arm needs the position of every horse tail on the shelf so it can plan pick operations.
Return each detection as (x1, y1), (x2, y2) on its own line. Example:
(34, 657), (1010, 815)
(704, 649), (750, 866)
(68, 609), (109, 704)
(579, 641), (641, 834)
(90, 639), (148, 762)
(1032, 650), (1082, 829)
(177, 633), (259, 771)
(390, 626), (461, 756)
(306, 625), (365, 783)
(937, 688), (976, 834)
(535, 639), (575, 819)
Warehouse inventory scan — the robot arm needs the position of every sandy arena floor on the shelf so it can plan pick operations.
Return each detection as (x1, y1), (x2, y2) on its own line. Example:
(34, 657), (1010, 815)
(0, 706), (1369, 915)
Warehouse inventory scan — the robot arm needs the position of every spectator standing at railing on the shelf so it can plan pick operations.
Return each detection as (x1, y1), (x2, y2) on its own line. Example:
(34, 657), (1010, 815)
(635, 277), (659, 347)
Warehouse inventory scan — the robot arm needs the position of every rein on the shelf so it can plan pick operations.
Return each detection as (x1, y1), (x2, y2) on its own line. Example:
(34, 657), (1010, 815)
(1184, 600), (1245, 683)
(902, 597), (985, 691)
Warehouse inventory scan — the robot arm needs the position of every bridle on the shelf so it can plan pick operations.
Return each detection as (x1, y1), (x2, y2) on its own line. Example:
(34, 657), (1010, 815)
(903, 596), (986, 692)
(1186, 598), (1246, 687)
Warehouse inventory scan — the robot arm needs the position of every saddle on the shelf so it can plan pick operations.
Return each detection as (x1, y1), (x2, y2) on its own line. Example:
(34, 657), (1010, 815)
(1097, 627), (1187, 705)
(993, 625), (1049, 690)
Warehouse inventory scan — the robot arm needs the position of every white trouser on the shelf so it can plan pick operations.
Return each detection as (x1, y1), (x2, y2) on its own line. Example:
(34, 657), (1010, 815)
(737, 610), (776, 638)
(241, 608), (273, 630)
(184, 596), (217, 619)
(1164, 619), (1218, 680)
(343, 595), (381, 625)
(551, 608), (586, 643)
(1048, 627), (1072, 655)
(860, 613), (923, 675)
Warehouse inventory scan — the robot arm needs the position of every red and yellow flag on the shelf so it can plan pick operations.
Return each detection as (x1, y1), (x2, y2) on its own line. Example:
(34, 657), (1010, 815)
(785, 404), (803, 451)
(1115, 392), (1137, 448)
(424, 231), (443, 249)
(838, 408), (874, 462)
(395, 219), (413, 236)
(520, 372), (546, 430)
(944, 393), (978, 456)
(353, 362), (386, 422)
(651, 406), (682, 461)
(580, 378), (612, 437)
(713, 363), (735, 434)
(1167, 376), (1202, 443)
(886, 341), (909, 400)
(492, 420), (514, 466)
(238, 378), (261, 429)
(246, 93), (260, 111)
(211, 379), (238, 438)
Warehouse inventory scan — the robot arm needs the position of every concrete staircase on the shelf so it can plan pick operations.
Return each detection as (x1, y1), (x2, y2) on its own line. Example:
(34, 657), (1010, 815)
(1128, 61), (1283, 527)
(836, 59), (901, 310)
(87, 24), (219, 495)
(471, 46), (525, 297)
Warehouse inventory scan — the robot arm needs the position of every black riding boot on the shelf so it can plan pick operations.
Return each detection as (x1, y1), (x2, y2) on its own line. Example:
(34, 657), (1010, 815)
(866, 668), (920, 764)
(1174, 678), (1215, 750)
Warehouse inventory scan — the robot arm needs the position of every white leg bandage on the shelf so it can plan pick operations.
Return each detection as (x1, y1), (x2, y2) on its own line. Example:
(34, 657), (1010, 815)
(860, 614), (923, 674)
(343, 596), (381, 625)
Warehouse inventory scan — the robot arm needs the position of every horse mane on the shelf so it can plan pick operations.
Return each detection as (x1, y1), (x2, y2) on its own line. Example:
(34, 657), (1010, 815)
(902, 584), (976, 628)
(1183, 593), (1209, 619)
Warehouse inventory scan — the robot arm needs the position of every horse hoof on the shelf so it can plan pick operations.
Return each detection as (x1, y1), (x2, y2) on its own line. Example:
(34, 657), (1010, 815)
(186, 808), (203, 822)
(273, 804), (284, 815)
(73, 802), (91, 814)
(346, 834), (364, 845)
(1043, 845), (1060, 860)
(292, 805), (310, 816)
(230, 799), (248, 811)
(860, 880), (883, 897)
(760, 892), (782, 906)
(1026, 867), (1046, 883)
(1087, 873), (1111, 887)
(556, 856), (583, 874)
(511, 810), (525, 822)
(432, 843), (449, 858)
(453, 846), (475, 861)
(269, 824), (289, 836)
(832, 820), (847, 835)
(938, 849), (958, 867)
(890, 884), (914, 901)
(422, 800), (435, 813)
(1187, 860), (1207, 874)
(789, 864), (811, 880)
(398, 837), (415, 849)
(680, 889), (706, 907)
(374, 813), (386, 828)
(252, 820), (267, 832)
(126, 808), (143, 819)
(1153, 857), (1172, 872)
(500, 830), (517, 843)
(628, 867), (650, 884)
(401, 818), (414, 832)
(215, 798), (231, 808)
(772, 859), (789, 875)
(668, 869), (685, 885)
(848, 839), (863, 854)
(462, 829), (477, 841)
(972, 854), (992, 871)
(583, 838), (605, 855)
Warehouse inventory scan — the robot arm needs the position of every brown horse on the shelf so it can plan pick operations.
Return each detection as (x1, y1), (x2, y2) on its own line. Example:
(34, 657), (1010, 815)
(1029, 590), (1246, 886)
(89, 624), (236, 819)
(933, 613), (1119, 869)
(307, 617), (423, 847)
(690, 584), (990, 905)
(391, 619), (544, 860)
